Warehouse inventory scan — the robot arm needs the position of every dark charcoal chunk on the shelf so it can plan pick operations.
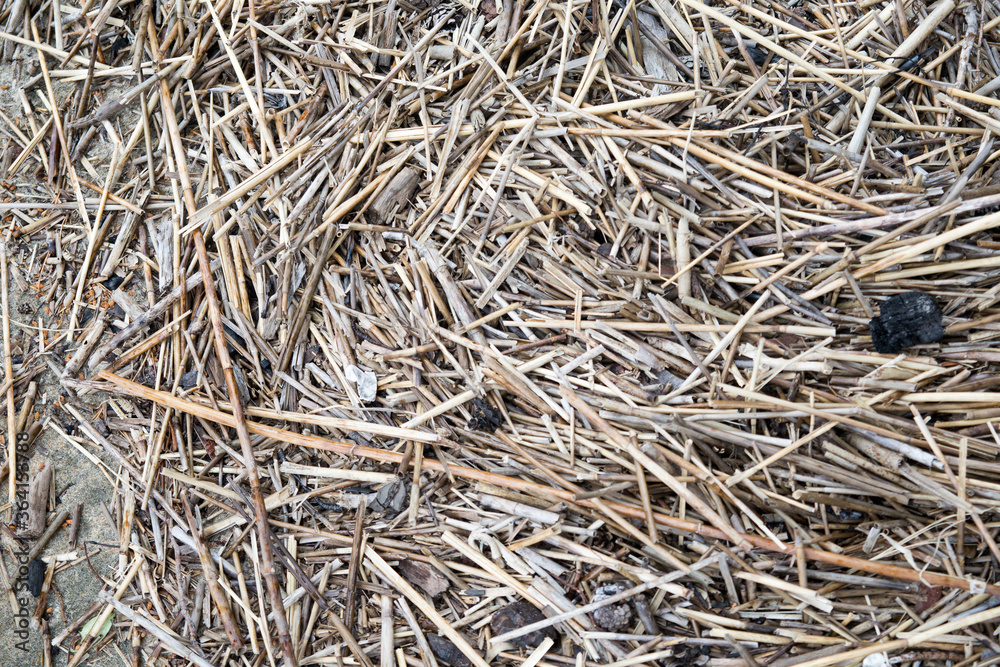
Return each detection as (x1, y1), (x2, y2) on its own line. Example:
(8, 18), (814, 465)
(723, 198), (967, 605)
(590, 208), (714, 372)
(827, 506), (863, 522)
(109, 35), (131, 60)
(102, 274), (124, 290)
(179, 370), (199, 390)
(467, 398), (501, 432)
(426, 634), (474, 667)
(491, 599), (559, 649)
(28, 558), (45, 597)
(869, 291), (943, 353)
(592, 582), (633, 631)
(745, 44), (769, 66)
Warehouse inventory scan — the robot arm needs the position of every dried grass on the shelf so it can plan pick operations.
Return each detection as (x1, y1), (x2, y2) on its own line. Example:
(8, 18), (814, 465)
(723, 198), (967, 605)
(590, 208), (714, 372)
(2, 0), (1000, 665)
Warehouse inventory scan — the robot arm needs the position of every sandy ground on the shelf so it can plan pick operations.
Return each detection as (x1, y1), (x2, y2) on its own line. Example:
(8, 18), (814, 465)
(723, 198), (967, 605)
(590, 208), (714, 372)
(0, 53), (124, 667)
(0, 258), (121, 667)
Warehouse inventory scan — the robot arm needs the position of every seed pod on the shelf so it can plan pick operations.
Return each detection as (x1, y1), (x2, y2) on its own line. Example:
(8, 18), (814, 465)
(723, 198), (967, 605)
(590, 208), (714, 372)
(592, 582), (633, 632)
(869, 292), (943, 354)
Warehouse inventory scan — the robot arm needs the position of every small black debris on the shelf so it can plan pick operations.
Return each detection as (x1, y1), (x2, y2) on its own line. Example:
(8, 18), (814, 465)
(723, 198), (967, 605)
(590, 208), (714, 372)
(179, 370), (199, 390)
(109, 35), (131, 60)
(745, 44), (769, 66)
(312, 496), (344, 512)
(468, 398), (501, 432)
(426, 634), (474, 667)
(28, 558), (45, 597)
(491, 599), (559, 649)
(222, 322), (246, 357)
(262, 92), (289, 110)
(103, 274), (124, 290)
(869, 291), (943, 353)
(592, 582), (633, 631)
(827, 506), (864, 522)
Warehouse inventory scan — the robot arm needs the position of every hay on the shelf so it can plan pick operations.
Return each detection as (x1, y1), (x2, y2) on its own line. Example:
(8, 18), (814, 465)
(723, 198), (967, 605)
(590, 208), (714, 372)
(2, 0), (1000, 664)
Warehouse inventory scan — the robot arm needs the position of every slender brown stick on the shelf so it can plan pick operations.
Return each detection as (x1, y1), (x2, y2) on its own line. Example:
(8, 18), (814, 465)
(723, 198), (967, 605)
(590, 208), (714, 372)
(158, 37), (297, 662)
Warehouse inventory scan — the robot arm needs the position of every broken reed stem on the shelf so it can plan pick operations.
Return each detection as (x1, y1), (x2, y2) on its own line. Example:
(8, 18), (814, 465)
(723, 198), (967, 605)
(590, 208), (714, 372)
(180, 491), (244, 649)
(98, 370), (1000, 597)
(98, 591), (216, 667)
(160, 42), (296, 661)
(191, 229), (297, 667)
(10, 0), (1000, 664)
(2, 244), (15, 505)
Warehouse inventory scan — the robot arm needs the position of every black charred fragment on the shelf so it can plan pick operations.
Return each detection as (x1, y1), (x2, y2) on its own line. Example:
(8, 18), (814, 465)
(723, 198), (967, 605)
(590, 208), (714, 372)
(745, 44), (769, 66)
(467, 398), (501, 432)
(109, 35), (131, 60)
(869, 292), (943, 353)
(426, 634), (474, 667)
(28, 558), (45, 597)
(222, 321), (246, 358)
(102, 274), (124, 290)
(490, 599), (559, 649)
(179, 370), (199, 390)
